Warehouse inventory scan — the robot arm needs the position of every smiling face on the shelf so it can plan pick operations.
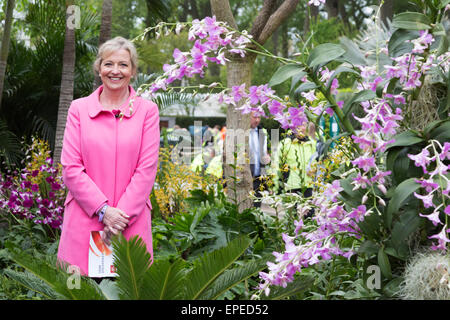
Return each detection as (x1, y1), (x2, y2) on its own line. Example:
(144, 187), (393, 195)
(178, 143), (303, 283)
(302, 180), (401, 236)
(99, 49), (135, 92)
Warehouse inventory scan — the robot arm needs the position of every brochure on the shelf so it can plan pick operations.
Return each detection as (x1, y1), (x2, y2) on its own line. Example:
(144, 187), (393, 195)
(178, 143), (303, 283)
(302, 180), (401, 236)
(88, 231), (117, 277)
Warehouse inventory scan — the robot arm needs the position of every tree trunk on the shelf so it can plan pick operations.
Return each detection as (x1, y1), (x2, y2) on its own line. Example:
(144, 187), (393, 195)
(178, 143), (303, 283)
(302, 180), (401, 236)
(380, 0), (393, 28)
(93, 0), (113, 90)
(325, 0), (339, 18)
(0, 0), (16, 112)
(211, 0), (300, 211)
(54, 0), (76, 164)
(223, 57), (255, 210)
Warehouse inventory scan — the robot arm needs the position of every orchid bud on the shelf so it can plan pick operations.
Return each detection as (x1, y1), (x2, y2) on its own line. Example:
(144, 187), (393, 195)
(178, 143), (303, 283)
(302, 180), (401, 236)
(378, 198), (386, 207)
(175, 23), (183, 35)
(362, 194), (368, 204)
(377, 184), (387, 195)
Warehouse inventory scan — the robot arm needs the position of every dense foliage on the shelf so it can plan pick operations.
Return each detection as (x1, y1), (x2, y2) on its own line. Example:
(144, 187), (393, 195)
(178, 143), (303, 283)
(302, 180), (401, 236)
(1, 0), (449, 301)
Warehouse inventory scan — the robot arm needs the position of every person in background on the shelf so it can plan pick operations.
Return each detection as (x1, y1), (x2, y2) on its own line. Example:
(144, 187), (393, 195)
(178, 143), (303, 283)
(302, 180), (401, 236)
(202, 125), (214, 147)
(249, 112), (271, 208)
(272, 122), (317, 217)
(57, 36), (160, 279)
(190, 145), (223, 179)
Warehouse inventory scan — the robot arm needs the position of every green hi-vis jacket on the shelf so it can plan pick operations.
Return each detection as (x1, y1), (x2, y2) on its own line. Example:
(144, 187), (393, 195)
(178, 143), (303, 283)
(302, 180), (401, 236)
(271, 137), (317, 192)
(190, 152), (223, 178)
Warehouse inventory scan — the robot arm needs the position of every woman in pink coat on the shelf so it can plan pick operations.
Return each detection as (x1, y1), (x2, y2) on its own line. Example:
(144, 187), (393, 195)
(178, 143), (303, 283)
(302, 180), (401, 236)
(57, 36), (159, 277)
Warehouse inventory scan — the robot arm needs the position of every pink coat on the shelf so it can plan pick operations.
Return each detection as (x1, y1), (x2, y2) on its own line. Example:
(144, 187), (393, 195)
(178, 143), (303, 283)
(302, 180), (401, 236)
(57, 85), (160, 276)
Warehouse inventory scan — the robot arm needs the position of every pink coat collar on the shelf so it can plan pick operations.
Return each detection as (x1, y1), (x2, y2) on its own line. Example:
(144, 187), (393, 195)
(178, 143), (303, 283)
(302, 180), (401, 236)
(88, 85), (139, 118)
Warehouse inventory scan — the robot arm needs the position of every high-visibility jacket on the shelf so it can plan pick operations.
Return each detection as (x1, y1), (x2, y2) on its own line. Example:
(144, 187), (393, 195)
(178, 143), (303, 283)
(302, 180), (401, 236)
(191, 152), (205, 173)
(272, 137), (317, 192)
(191, 152), (223, 178)
(205, 155), (223, 178)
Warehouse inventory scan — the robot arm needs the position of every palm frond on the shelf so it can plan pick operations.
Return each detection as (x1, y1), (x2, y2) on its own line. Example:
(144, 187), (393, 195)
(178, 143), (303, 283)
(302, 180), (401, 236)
(340, 20), (393, 71)
(3, 269), (63, 300)
(25, 0), (66, 38)
(199, 258), (269, 300)
(98, 279), (120, 300)
(132, 73), (157, 89)
(152, 91), (201, 115)
(5, 242), (106, 300)
(145, 0), (171, 27)
(29, 112), (56, 151)
(142, 258), (187, 300)
(0, 118), (24, 167)
(112, 235), (153, 300)
(184, 236), (252, 300)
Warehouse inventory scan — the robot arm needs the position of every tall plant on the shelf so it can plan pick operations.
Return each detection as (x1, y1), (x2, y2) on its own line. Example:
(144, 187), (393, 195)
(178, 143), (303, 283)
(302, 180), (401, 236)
(0, 0), (16, 110)
(2, 0), (98, 154)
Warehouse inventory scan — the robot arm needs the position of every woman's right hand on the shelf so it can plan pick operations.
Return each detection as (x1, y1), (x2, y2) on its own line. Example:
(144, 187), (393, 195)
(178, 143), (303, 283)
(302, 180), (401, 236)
(102, 206), (130, 234)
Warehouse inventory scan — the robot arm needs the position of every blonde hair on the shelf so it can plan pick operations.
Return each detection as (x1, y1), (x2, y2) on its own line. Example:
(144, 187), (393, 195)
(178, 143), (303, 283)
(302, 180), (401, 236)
(93, 36), (138, 75)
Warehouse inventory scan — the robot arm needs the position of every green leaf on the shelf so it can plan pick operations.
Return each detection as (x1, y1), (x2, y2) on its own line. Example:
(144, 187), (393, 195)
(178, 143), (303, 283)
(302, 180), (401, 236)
(392, 149), (414, 184)
(293, 82), (319, 100)
(112, 235), (153, 300)
(98, 279), (120, 300)
(3, 269), (62, 300)
(423, 119), (449, 136)
(390, 210), (422, 255)
(431, 23), (449, 56)
(269, 64), (304, 87)
(429, 120), (450, 141)
(306, 43), (346, 68)
(441, 0), (450, 9)
(184, 236), (252, 300)
(378, 248), (392, 279)
(388, 29), (418, 58)
(266, 275), (315, 300)
(199, 258), (268, 300)
(357, 210), (384, 239)
(5, 242), (105, 300)
(290, 71), (308, 93)
(386, 178), (421, 229)
(392, 12), (432, 30)
(326, 65), (360, 91)
(386, 147), (402, 174)
(343, 90), (376, 118)
(358, 240), (379, 257)
(386, 130), (424, 149)
(144, 258), (187, 299)
(383, 277), (403, 298)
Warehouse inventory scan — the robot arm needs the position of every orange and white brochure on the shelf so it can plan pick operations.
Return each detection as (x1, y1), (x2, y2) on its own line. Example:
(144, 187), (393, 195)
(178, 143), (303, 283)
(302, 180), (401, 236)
(88, 231), (117, 278)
